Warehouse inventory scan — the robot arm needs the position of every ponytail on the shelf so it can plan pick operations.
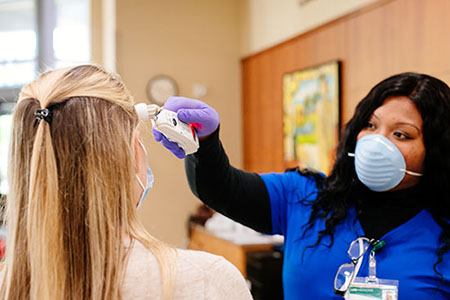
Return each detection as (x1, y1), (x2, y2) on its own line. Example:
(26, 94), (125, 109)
(27, 118), (66, 299)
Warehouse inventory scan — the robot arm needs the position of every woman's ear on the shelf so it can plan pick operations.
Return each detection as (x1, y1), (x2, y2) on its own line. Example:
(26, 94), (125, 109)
(134, 129), (142, 173)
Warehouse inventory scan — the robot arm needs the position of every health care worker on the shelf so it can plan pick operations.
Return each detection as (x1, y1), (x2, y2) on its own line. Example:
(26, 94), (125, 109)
(154, 72), (450, 299)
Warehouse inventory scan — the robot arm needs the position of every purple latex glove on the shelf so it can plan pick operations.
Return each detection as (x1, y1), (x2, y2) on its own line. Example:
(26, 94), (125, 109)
(153, 97), (220, 158)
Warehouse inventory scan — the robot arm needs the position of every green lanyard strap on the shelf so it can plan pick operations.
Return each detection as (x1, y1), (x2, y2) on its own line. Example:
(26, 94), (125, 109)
(371, 240), (386, 255)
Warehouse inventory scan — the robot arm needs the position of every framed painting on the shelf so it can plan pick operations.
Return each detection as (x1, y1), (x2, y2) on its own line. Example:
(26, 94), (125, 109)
(283, 60), (341, 174)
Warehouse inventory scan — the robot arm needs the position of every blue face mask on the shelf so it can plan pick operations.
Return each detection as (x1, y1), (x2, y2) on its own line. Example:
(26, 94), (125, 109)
(348, 134), (423, 192)
(136, 140), (154, 208)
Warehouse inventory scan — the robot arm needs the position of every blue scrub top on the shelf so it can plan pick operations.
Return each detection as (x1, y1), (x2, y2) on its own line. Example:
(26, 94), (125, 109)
(261, 171), (450, 300)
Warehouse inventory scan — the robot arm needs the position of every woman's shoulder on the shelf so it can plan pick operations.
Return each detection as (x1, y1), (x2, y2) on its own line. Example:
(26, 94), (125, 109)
(174, 249), (253, 299)
(175, 248), (243, 279)
(176, 248), (226, 268)
(123, 241), (252, 300)
(121, 240), (163, 299)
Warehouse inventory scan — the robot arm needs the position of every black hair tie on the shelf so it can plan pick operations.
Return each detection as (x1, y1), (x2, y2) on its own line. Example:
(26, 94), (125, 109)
(34, 108), (53, 125)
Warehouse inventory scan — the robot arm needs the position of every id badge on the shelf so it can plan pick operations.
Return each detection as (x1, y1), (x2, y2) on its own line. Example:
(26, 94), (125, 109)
(345, 277), (398, 300)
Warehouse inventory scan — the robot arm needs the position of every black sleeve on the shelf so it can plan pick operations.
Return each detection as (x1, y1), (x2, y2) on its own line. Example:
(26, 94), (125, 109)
(184, 127), (272, 234)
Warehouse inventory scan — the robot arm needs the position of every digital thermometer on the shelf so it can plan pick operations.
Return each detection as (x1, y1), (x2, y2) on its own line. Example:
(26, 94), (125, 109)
(135, 103), (199, 155)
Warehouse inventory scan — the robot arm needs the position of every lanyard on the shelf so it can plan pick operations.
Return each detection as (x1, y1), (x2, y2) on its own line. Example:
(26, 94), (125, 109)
(346, 240), (399, 300)
(368, 240), (386, 283)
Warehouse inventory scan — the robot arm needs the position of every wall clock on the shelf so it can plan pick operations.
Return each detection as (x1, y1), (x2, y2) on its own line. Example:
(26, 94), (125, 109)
(146, 75), (178, 106)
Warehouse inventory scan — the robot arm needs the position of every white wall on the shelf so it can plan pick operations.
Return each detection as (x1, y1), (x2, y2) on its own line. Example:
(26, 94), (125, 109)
(240, 0), (380, 56)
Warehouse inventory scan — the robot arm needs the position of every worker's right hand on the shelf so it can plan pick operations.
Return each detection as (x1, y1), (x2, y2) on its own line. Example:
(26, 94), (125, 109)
(153, 97), (220, 158)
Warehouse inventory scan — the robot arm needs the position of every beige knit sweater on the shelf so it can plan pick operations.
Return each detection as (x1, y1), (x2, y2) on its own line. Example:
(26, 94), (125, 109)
(121, 240), (253, 300)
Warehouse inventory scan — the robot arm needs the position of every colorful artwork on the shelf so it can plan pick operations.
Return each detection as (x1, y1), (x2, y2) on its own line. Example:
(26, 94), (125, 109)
(283, 61), (340, 174)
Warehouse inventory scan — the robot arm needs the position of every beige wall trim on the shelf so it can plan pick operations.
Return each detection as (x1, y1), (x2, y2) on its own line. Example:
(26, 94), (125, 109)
(102, 0), (116, 72)
(240, 0), (390, 59)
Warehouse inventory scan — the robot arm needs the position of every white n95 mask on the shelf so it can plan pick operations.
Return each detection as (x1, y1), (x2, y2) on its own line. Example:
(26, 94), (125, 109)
(348, 134), (422, 192)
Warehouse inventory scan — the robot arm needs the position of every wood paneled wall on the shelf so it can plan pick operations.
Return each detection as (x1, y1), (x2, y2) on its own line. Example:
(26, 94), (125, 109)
(241, 0), (450, 173)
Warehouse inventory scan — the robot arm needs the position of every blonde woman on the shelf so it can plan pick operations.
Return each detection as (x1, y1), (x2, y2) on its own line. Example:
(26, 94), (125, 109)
(0, 65), (252, 300)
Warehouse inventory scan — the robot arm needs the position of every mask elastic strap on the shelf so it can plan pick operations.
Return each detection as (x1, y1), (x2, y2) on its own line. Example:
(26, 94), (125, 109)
(348, 153), (355, 157)
(136, 139), (150, 191)
(400, 169), (423, 177)
(136, 174), (146, 191)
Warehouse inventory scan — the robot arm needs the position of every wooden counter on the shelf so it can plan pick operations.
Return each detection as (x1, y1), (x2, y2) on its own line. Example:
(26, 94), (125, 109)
(187, 224), (280, 278)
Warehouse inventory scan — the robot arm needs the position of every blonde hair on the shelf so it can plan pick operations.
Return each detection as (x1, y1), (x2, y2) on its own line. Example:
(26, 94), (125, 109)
(0, 65), (175, 300)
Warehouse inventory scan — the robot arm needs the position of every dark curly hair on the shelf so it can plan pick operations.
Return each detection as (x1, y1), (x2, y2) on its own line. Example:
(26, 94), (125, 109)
(300, 72), (450, 275)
